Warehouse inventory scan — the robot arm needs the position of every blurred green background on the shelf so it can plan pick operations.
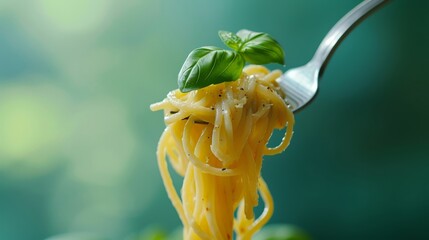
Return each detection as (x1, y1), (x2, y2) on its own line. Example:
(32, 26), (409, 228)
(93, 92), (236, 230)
(0, 0), (428, 239)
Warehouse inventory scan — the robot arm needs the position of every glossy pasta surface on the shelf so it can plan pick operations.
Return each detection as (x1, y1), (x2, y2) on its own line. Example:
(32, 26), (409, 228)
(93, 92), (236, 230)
(150, 65), (294, 240)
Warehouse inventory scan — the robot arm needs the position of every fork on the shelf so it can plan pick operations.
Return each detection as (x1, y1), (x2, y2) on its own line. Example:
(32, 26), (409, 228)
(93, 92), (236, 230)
(276, 0), (389, 112)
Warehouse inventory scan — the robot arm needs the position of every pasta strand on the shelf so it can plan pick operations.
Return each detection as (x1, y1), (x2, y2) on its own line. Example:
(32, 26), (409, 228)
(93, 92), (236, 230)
(151, 65), (294, 240)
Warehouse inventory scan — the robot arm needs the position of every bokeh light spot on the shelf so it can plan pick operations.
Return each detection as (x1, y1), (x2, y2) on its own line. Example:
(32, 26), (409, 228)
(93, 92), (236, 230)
(38, 0), (110, 33)
(0, 83), (69, 177)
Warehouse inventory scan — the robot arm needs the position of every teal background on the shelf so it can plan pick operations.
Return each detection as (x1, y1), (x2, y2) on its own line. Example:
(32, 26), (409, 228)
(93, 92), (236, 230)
(0, 0), (428, 239)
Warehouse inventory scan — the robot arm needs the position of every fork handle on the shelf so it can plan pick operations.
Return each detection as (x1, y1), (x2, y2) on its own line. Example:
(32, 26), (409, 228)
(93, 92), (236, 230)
(311, 0), (389, 76)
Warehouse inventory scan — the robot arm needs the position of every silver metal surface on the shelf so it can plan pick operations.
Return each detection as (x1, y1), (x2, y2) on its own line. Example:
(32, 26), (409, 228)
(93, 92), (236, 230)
(277, 0), (388, 112)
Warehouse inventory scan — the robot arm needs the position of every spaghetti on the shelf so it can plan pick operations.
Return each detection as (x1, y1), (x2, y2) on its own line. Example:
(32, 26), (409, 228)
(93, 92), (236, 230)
(150, 65), (294, 240)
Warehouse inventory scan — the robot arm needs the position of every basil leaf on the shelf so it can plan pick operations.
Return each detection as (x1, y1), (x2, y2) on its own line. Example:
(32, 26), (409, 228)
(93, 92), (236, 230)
(218, 31), (243, 51)
(176, 29), (285, 92)
(236, 29), (285, 65)
(178, 46), (245, 92)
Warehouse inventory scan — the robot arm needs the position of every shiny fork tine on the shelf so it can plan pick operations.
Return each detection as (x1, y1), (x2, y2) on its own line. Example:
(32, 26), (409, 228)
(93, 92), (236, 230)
(276, 65), (319, 112)
(276, 0), (388, 113)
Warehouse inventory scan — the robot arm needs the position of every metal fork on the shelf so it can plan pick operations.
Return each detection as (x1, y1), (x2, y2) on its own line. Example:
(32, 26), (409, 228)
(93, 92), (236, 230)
(277, 0), (389, 112)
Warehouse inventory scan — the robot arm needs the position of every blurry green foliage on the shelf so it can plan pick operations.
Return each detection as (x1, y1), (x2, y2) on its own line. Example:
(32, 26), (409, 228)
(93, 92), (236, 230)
(45, 233), (110, 240)
(0, 0), (428, 240)
(254, 225), (311, 240)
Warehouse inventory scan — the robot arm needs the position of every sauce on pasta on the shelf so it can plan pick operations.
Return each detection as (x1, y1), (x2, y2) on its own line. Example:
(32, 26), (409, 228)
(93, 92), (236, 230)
(150, 65), (294, 240)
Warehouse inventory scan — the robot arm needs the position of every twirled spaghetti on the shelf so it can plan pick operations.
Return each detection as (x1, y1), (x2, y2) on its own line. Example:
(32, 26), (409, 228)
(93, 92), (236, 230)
(150, 65), (294, 240)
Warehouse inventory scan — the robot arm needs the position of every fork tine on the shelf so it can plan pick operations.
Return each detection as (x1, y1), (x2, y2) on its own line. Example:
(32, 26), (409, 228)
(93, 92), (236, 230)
(277, 66), (319, 112)
(276, 0), (389, 112)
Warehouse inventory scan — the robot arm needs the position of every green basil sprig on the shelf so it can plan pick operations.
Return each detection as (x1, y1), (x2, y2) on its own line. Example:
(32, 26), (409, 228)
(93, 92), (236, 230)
(178, 29), (284, 92)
